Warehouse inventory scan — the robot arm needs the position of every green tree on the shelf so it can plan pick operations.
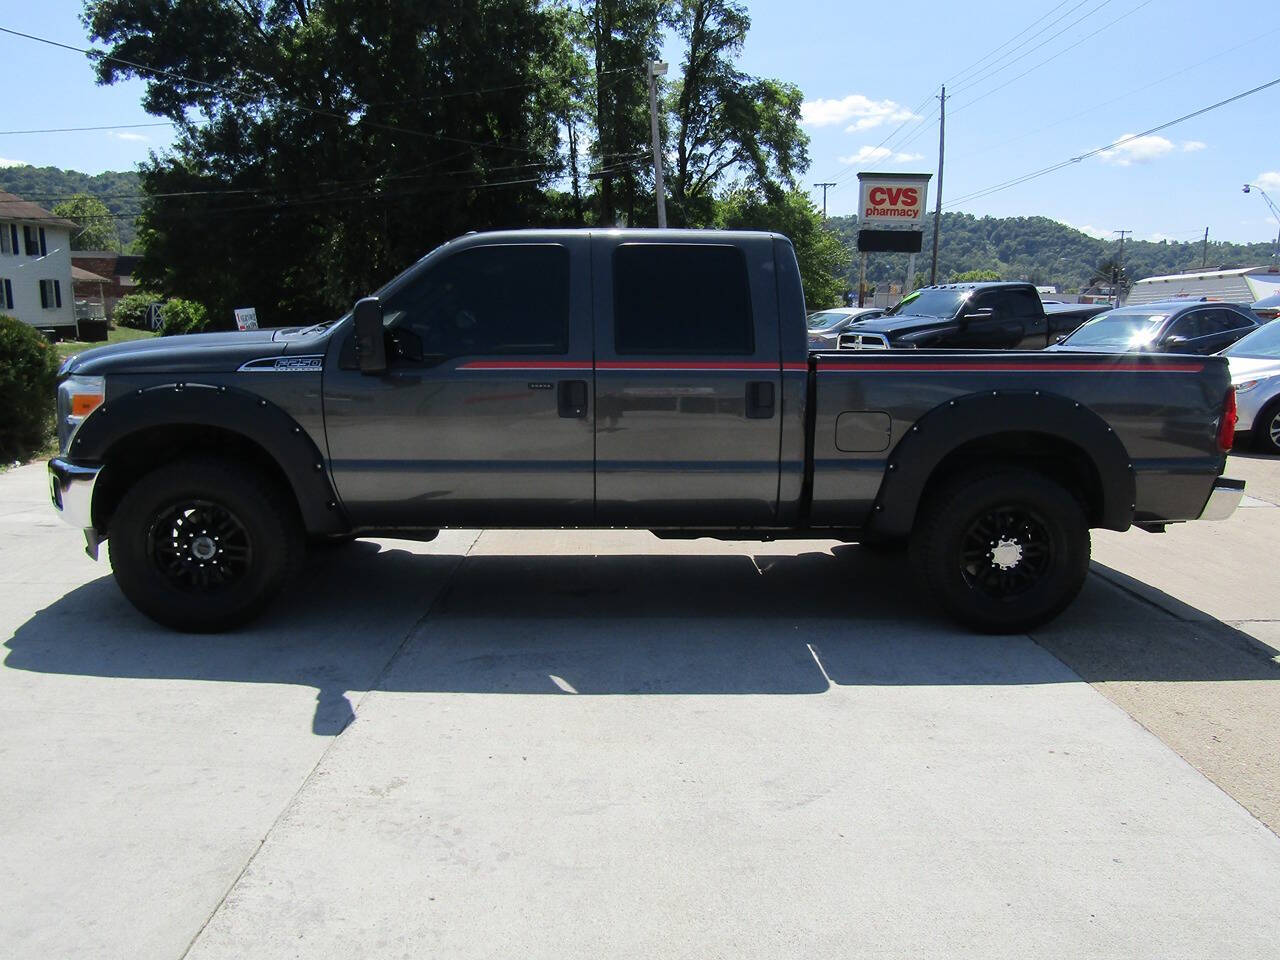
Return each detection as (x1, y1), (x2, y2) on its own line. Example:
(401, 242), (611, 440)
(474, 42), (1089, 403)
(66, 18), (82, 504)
(51, 193), (120, 250)
(949, 269), (1001, 282)
(718, 186), (848, 308)
(85, 0), (573, 326)
(666, 0), (807, 226)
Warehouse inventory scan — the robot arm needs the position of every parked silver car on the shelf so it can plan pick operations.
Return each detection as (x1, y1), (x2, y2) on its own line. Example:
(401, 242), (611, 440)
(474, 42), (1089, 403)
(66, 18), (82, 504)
(807, 307), (885, 349)
(1223, 321), (1280, 454)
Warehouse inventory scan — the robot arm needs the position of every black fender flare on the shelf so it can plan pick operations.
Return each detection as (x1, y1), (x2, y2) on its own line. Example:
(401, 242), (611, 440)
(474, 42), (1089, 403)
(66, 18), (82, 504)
(70, 382), (346, 535)
(867, 390), (1135, 538)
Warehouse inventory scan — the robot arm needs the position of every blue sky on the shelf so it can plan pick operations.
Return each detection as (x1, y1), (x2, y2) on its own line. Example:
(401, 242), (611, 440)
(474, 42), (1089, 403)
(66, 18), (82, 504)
(2, 0), (1278, 244)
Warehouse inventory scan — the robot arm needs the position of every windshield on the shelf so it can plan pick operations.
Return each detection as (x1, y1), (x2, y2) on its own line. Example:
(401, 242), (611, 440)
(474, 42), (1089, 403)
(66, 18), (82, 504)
(808, 311), (850, 330)
(1062, 310), (1168, 349)
(1224, 320), (1280, 358)
(887, 289), (970, 318)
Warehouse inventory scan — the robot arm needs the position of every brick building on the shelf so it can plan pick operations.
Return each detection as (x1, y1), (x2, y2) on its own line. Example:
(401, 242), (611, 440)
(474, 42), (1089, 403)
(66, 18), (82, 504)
(70, 251), (142, 320)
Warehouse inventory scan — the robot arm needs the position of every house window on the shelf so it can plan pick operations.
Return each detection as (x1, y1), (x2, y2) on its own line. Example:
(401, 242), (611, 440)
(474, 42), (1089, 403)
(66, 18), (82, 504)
(23, 226), (39, 256)
(1, 278), (13, 311)
(39, 279), (62, 310)
(6, 225), (16, 256)
(0, 224), (11, 255)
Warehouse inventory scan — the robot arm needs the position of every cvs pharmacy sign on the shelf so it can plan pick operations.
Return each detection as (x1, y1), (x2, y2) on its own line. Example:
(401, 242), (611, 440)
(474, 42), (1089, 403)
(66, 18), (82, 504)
(856, 172), (930, 228)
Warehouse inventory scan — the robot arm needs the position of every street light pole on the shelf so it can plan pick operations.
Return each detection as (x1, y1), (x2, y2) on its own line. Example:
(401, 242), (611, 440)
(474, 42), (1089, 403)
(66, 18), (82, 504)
(648, 60), (668, 228)
(1243, 184), (1280, 259)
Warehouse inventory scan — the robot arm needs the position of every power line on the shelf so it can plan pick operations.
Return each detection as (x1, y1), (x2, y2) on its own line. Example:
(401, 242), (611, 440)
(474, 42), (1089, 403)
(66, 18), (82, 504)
(944, 74), (1280, 208)
(0, 25), (556, 157)
(952, 25), (1280, 161)
(945, 0), (1079, 87)
(0, 121), (175, 135)
(949, 0), (1115, 96)
(950, 0), (1155, 116)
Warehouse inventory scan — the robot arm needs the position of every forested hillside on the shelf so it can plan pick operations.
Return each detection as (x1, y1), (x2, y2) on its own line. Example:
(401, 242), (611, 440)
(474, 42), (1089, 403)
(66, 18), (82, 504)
(827, 213), (1277, 295)
(0, 165), (141, 247)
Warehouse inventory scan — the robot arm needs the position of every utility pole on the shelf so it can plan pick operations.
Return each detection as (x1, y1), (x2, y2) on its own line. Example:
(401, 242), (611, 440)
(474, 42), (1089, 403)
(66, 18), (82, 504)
(1113, 229), (1131, 306)
(929, 85), (946, 285)
(647, 60), (668, 228)
(814, 182), (837, 219)
(1201, 227), (1209, 269)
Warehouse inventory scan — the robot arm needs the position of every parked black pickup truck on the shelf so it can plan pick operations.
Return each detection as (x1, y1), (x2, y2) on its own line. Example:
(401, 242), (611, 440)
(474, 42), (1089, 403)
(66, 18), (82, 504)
(50, 230), (1243, 633)
(836, 281), (1107, 350)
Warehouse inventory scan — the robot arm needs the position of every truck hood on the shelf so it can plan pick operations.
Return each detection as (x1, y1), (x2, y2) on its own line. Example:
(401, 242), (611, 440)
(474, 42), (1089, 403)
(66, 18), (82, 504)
(840, 313), (959, 339)
(63, 328), (296, 376)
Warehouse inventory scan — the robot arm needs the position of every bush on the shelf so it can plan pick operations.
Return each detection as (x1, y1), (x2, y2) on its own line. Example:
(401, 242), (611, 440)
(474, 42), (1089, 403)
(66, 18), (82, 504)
(158, 298), (210, 336)
(113, 292), (162, 330)
(0, 315), (60, 462)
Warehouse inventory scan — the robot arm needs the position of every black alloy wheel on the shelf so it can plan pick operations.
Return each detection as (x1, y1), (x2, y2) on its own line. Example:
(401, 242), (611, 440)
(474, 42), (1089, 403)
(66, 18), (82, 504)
(959, 505), (1053, 600)
(910, 467), (1090, 633)
(109, 457), (302, 632)
(148, 499), (253, 591)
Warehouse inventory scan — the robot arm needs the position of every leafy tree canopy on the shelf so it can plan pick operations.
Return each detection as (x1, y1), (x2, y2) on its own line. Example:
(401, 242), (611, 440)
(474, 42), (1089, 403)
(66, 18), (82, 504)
(51, 194), (121, 251)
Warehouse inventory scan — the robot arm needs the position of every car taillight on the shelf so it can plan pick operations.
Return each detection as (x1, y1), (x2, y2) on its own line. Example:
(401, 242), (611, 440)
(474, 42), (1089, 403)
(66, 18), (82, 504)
(1217, 386), (1237, 452)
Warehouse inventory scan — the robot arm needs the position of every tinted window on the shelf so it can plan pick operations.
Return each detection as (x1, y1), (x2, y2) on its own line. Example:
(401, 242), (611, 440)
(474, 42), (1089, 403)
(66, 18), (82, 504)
(1211, 308), (1256, 332)
(613, 244), (753, 355)
(383, 244), (569, 357)
(1005, 289), (1043, 315)
(1166, 310), (1212, 341)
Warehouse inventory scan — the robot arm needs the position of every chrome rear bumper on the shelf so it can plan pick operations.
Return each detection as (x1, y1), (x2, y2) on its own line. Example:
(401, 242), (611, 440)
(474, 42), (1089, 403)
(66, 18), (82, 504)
(48, 458), (101, 531)
(1199, 477), (1245, 521)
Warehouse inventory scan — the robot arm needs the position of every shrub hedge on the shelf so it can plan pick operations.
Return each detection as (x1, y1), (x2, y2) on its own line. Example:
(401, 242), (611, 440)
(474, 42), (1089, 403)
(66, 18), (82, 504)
(0, 314), (60, 462)
(113, 292), (162, 330)
(158, 298), (210, 336)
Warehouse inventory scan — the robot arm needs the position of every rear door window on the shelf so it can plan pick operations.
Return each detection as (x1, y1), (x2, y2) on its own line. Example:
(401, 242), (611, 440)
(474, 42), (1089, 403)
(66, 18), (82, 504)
(612, 244), (753, 355)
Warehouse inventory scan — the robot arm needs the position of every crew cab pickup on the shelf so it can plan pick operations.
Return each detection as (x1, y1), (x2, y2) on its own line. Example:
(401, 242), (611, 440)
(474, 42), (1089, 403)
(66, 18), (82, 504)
(49, 230), (1243, 633)
(836, 281), (1106, 350)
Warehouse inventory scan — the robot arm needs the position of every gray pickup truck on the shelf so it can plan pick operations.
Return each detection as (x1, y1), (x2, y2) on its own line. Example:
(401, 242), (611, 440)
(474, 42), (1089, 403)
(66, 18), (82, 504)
(49, 229), (1243, 634)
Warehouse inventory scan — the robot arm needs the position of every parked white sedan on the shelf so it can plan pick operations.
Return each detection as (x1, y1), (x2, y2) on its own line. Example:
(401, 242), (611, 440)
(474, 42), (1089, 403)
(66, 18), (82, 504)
(1223, 321), (1280, 454)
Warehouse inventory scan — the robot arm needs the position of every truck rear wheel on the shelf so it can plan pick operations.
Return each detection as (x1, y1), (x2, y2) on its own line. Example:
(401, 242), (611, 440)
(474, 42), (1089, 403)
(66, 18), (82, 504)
(910, 467), (1090, 633)
(108, 457), (303, 632)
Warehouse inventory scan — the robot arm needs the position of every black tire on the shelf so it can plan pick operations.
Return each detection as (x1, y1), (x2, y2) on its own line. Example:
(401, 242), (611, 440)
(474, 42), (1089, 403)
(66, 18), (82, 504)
(108, 457), (303, 632)
(1254, 399), (1280, 456)
(909, 467), (1090, 633)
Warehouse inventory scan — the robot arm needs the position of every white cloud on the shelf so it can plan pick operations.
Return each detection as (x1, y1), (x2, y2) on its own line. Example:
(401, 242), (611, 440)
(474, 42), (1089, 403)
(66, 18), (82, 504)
(1255, 171), (1280, 191)
(1181, 140), (1206, 152)
(0, 157), (24, 168)
(1098, 133), (1175, 166)
(109, 131), (150, 142)
(800, 94), (918, 131)
(836, 146), (924, 166)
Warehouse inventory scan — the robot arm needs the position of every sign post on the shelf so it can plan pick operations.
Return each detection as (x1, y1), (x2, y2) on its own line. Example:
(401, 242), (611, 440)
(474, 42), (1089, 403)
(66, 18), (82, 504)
(855, 172), (932, 302)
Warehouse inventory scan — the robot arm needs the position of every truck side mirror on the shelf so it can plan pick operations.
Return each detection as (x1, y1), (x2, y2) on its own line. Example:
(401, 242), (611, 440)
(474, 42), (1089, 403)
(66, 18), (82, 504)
(353, 297), (387, 375)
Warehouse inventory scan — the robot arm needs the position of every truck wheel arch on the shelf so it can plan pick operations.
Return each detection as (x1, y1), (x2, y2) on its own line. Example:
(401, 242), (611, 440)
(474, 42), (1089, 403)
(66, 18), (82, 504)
(869, 391), (1135, 538)
(69, 383), (347, 537)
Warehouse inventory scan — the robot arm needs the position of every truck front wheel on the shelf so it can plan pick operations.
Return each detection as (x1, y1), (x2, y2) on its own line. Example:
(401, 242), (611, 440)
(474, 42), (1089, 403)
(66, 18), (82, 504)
(108, 457), (303, 632)
(910, 467), (1090, 633)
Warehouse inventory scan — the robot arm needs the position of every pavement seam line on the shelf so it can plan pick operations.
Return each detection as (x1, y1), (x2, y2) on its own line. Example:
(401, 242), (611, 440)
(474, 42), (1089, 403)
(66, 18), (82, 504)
(174, 530), (483, 960)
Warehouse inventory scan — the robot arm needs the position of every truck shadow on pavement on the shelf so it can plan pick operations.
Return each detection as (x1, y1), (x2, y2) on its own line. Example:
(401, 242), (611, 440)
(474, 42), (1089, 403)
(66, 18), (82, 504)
(6, 540), (1278, 735)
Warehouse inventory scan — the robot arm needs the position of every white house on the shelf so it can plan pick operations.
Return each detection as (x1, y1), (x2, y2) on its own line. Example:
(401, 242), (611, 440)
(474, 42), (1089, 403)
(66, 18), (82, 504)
(0, 191), (77, 337)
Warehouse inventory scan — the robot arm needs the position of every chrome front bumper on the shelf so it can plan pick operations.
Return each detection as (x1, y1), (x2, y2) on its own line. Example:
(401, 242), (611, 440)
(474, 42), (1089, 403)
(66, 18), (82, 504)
(49, 458), (101, 531)
(1199, 477), (1245, 521)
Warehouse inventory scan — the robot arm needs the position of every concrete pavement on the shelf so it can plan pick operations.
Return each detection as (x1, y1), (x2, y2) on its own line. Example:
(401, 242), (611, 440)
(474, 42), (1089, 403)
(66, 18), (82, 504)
(2, 458), (1279, 959)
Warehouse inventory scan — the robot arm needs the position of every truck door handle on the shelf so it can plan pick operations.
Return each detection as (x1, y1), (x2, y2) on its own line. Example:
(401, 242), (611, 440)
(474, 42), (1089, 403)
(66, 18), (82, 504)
(746, 380), (775, 419)
(558, 379), (588, 418)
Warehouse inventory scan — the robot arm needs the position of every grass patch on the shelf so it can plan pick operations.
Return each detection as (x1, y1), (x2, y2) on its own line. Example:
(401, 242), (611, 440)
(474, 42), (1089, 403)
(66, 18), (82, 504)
(56, 325), (157, 360)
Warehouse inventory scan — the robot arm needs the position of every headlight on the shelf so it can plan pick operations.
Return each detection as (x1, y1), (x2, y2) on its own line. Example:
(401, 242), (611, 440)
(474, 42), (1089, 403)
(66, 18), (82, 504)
(57, 375), (105, 453)
(1234, 379), (1261, 394)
